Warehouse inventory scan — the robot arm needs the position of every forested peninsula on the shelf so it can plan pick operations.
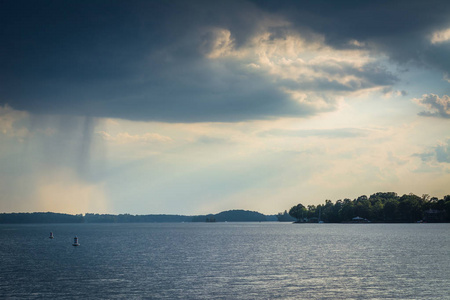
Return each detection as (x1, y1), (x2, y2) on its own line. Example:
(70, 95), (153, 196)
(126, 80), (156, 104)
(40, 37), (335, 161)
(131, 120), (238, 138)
(287, 192), (450, 223)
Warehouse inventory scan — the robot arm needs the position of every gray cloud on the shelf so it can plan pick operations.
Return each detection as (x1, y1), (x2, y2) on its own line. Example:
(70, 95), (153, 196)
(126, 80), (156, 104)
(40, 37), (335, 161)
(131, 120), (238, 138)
(262, 128), (369, 139)
(435, 139), (450, 163)
(414, 94), (450, 118)
(415, 139), (450, 163)
(196, 136), (231, 145)
(1, 0), (448, 122)
(413, 152), (434, 162)
(256, 1), (450, 70)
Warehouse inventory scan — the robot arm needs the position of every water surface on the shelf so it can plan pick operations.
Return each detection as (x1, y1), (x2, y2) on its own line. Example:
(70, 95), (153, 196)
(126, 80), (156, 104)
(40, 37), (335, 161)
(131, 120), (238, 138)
(1, 223), (449, 299)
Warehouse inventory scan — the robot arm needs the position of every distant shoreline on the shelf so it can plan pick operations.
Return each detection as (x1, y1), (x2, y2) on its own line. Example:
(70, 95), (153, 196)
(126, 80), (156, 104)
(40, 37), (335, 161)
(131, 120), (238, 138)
(0, 210), (279, 224)
(1, 210), (449, 224)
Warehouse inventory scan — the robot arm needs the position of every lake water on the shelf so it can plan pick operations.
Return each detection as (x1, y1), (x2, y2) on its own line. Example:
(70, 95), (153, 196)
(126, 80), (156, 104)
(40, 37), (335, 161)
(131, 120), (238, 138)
(1, 223), (449, 299)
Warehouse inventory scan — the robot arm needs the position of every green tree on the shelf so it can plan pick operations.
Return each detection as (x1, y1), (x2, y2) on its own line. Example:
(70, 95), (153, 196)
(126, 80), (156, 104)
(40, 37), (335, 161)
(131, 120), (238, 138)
(398, 193), (423, 222)
(339, 198), (354, 222)
(289, 203), (307, 221)
(383, 199), (399, 222)
(370, 200), (384, 221)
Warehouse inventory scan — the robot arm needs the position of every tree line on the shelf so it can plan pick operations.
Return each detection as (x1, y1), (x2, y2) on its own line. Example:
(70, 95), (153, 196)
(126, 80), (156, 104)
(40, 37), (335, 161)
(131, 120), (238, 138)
(288, 192), (450, 223)
(0, 212), (84, 223)
(0, 212), (192, 223)
(0, 210), (277, 223)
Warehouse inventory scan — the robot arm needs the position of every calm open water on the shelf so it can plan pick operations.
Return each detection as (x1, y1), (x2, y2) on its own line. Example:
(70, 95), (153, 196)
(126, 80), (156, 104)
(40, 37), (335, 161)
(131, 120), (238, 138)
(0, 223), (449, 299)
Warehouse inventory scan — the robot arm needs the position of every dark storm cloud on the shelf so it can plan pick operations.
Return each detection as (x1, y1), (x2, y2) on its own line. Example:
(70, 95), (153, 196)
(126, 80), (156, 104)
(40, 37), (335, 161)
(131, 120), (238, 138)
(1, 0), (449, 122)
(0, 0), (309, 122)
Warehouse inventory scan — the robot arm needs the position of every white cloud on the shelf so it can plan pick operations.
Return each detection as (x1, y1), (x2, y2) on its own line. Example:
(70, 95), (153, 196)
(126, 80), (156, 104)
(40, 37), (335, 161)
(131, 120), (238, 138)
(98, 131), (173, 144)
(201, 28), (235, 59)
(0, 105), (29, 139)
(200, 26), (396, 114)
(382, 89), (407, 98)
(430, 28), (450, 44)
(348, 39), (366, 47)
(444, 72), (450, 83)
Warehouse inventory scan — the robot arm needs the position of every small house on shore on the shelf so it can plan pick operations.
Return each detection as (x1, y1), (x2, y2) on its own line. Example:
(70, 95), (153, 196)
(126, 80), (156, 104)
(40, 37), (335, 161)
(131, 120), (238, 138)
(352, 216), (370, 223)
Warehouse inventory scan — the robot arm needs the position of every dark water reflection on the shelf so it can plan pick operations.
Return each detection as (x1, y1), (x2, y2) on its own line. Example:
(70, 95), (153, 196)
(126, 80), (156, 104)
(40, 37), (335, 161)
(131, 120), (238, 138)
(1, 223), (449, 299)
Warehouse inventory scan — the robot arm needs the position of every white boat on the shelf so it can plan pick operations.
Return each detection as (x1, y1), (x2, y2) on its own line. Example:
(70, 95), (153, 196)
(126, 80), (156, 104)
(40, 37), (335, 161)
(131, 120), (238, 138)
(49, 232), (54, 239)
(72, 236), (80, 246)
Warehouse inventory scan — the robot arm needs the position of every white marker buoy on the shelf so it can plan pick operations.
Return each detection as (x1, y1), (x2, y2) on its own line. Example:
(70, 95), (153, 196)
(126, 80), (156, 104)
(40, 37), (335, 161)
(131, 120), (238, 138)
(49, 232), (54, 239)
(72, 236), (80, 246)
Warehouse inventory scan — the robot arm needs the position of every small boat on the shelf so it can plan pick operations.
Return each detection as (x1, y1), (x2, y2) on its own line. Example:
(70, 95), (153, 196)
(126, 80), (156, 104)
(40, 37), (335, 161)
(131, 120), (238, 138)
(49, 232), (54, 239)
(72, 236), (80, 246)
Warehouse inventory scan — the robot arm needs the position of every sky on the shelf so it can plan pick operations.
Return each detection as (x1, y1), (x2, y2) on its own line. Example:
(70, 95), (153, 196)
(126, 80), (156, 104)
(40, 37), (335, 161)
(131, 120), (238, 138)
(1, 0), (450, 215)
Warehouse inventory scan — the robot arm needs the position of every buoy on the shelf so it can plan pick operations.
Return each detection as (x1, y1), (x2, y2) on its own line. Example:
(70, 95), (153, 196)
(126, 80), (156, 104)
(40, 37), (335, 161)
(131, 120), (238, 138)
(72, 236), (80, 246)
(49, 232), (54, 239)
